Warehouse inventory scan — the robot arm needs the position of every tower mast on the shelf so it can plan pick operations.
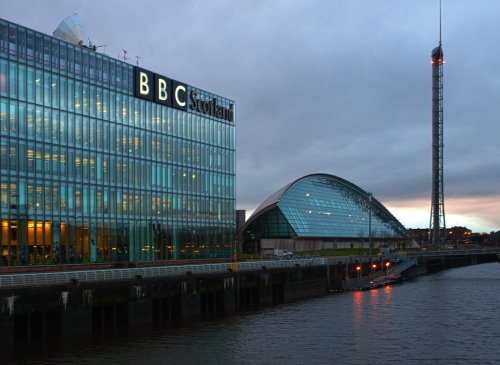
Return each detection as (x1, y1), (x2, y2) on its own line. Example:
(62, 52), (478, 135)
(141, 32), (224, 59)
(429, 0), (446, 250)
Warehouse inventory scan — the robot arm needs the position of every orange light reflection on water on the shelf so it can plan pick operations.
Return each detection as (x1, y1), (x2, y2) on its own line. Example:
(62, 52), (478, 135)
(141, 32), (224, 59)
(352, 291), (364, 328)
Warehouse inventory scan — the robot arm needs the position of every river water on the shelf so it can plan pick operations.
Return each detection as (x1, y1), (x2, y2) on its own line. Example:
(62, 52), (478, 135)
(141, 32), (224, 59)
(6, 262), (500, 365)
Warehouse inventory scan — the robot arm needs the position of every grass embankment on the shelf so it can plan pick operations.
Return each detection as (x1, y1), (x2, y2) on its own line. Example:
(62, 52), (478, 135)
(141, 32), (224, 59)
(299, 248), (379, 257)
(236, 248), (380, 260)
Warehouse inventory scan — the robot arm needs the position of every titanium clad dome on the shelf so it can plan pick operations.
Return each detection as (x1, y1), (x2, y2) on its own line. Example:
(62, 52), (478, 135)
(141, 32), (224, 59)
(53, 15), (84, 45)
(243, 174), (408, 240)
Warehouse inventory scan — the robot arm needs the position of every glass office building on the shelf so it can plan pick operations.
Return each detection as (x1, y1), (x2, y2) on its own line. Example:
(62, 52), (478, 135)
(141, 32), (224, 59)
(0, 17), (236, 265)
(242, 174), (409, 252)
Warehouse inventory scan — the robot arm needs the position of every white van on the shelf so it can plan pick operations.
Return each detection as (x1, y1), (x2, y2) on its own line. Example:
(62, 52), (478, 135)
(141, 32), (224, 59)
(273, 249), (294, 258)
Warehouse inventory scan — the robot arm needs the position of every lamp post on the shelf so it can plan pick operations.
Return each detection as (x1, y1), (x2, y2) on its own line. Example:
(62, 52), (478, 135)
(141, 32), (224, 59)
(368, 193), (372, 262)
(356, 265), (361, 287)
(385, 261), (390, 279)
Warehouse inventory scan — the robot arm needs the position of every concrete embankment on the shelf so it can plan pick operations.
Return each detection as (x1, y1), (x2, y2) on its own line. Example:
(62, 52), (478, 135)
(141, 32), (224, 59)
(0, 261), (344, 344)
(0, 250), (498, 344)
(404, 250), (499, 278)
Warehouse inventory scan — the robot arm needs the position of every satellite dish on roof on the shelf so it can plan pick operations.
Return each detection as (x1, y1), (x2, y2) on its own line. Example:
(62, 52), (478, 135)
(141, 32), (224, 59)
(53, 14), (84, 45)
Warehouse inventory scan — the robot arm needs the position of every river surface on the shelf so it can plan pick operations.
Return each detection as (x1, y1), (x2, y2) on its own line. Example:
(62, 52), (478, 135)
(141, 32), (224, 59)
(5, 262), (500, 365)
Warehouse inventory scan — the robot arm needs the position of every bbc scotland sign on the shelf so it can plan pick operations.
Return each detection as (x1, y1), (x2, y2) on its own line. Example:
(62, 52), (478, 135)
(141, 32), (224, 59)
(134, 67), (234, 123)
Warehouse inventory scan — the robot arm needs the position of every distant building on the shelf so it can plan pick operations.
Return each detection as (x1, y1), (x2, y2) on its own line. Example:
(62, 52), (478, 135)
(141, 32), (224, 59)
(235, 209), (246, 250)
(408, 228), (430, 246)
(446, 226), (472, 244)
(408, 226), (500, 249)
(241, 174), (413, 255)
(236, 210), (246, 234)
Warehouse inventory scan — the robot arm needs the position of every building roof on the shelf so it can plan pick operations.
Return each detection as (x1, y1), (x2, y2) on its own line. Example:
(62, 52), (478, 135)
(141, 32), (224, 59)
(244, 173), (408, 240)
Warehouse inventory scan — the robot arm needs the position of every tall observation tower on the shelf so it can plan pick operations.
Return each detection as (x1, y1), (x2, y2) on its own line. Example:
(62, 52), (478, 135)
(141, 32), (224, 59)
(429, 1), (446, 250)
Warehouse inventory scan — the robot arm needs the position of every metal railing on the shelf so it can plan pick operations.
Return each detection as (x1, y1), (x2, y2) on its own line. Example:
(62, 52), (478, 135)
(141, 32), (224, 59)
(0, 257), (328, 290)
(341, 257), (417, 290)
(387, 258), (417, 276)
(407, 248), (500, 258)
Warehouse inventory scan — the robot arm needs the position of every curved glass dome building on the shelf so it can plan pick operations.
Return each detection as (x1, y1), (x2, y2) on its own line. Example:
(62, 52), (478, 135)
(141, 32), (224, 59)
(242, 174), (410, 253)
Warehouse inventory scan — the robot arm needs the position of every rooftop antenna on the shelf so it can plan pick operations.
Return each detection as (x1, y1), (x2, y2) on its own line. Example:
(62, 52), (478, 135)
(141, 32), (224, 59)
(135, 55), (142, 66)
(96, 44), (108, 54)
(122, 49), (128, 62)
(439, 0), (442, 45)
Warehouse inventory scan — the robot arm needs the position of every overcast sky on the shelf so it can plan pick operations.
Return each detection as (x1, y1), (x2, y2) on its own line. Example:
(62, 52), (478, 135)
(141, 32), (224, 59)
(2, 0), (499, 232)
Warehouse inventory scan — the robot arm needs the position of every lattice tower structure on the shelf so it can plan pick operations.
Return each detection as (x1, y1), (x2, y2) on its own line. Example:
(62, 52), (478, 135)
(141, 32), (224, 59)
(429, 44), (446, 250)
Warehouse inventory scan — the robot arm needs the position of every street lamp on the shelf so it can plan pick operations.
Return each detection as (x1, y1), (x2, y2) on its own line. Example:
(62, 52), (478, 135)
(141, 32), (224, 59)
(368, 193), (372, 261)
(385, 261), (390, 278)
(356, 265), (361, 286)
(371, 263), (377, 276)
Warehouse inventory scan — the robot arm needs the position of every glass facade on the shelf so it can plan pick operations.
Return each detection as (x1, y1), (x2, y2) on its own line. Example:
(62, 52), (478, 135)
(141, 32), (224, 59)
(243, 174), (408, 246)
(0, 18), (235, 265)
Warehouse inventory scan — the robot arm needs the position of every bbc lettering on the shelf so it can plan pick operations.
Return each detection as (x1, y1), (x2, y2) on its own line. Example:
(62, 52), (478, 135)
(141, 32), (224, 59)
(134, 66), (233, 122)
(134, 67), (187, 110)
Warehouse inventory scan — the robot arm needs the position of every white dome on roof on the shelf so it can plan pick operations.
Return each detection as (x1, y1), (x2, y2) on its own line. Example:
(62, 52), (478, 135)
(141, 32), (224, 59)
(53, 15), (84, 45)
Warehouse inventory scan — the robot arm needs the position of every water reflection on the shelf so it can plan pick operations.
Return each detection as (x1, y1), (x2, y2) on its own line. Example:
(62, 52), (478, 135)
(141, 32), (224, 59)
(352, 290), (364, 328)
(3, 263), (500, 365)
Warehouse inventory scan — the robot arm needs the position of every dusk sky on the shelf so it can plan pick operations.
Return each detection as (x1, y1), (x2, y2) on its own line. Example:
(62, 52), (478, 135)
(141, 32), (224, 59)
(2, 0), (499, 232)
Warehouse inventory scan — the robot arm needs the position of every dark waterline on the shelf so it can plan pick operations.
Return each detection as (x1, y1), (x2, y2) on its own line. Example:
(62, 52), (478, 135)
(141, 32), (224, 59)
(5, 262), (500, 365)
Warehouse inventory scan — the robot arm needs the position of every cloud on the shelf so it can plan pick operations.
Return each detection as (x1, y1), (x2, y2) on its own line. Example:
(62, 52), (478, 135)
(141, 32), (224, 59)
(2, 0), (499, 231)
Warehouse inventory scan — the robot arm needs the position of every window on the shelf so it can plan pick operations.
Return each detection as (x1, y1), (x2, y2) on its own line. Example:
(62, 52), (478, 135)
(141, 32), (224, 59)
(82, 50), (89, 79)
(51, 39), (59, 70)
(0, 21), (8, 55)
(26, 30), (34, 62)
(18, 101), (26, 137)
(9, 62), (17, 99)
(52, 74), (59, 108)
(43, 71), (51, 106)
(59, 41), (67, 71)
(26, 66), (35, 102)
(9, 100), (18, 136)
(35, 33), (43, 65)
(8, 24), (17, 57)
(43, 35), (51, 66)
(68, 45), (75, 75)
(59, 76), (67, 109)
(0, 59), (7, 96)
(0, 99), (7, 134)
(75, 47), (82, 76)
(17, 27), (26, 60)
(35, 69), (43, 104)
(89, 52), (96, 81)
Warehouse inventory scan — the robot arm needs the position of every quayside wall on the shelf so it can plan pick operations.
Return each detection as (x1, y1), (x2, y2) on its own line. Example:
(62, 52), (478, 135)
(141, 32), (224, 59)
(0, 250), (498, 344)
(0, 261), (343, 344)
(404, 250), (498, 278)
